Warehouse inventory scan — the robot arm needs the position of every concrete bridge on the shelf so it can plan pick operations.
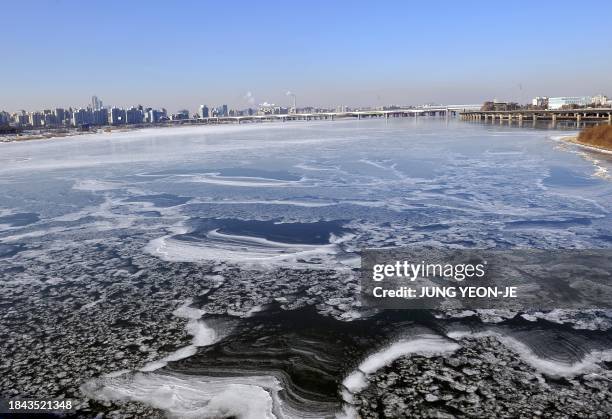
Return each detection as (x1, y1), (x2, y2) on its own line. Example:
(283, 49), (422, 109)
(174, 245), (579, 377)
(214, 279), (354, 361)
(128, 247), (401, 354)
(167, 105), (482, 125)
(461, 108), (612, 125)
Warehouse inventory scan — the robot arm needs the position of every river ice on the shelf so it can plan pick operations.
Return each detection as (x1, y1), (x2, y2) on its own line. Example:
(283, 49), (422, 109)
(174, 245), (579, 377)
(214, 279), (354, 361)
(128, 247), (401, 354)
(2, 118), (612, 417)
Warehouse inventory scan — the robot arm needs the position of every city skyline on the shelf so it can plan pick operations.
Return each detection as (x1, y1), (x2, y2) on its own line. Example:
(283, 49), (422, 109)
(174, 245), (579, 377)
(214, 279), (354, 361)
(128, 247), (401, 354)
(2, 91), (610, 120)
(3, 93), (610, 131)
(2, 0), (612, 112)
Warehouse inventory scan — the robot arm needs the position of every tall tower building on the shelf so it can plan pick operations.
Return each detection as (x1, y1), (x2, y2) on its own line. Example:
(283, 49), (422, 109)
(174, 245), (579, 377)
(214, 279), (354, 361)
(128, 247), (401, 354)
(92, 96), (103, 111)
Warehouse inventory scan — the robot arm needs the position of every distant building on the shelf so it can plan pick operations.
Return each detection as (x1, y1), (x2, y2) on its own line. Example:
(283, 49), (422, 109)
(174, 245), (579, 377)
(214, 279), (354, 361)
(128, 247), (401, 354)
(207, 105), (227, 117)
(258, 102), (276, 115)
(72, 108), (93, 126)
(211, 106), (224, 117)
(146, 108), (165, 123)
(199, 105), (209, 118)
(548, 96), (592, 110)
(481, 100), (519, 112)
(92, 95), (103, 111)
(591, 94), (609, 107)
(29, 112), (45, 127)
(158, 109), (167, 122)
(15, 111), (29, 126)
(172, 109), (190, 120)
(126, 107), (144, 124)
(43, 110), (58, 127)
(531, 97), (548, 108)
(54, 108), (66, 125)
(0, 111), (11, 125)
(93, 108), (109, 125)
(110, 107), (126, 125)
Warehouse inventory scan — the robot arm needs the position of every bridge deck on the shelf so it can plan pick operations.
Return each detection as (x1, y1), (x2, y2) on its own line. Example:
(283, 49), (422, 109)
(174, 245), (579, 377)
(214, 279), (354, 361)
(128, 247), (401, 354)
(170, 105), (482, 125)
(460, 108), (612, 124)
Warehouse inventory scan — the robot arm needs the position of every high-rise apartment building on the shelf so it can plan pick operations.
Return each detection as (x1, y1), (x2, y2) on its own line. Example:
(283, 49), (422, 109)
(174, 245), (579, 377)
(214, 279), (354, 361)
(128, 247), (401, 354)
(93, 108), (109, 125)
(126, 107), (144, 124)
(29, 112), (44, 127)
(110, 107), (126, 125)
(199, 105), (209, 118)
(72, 108), (94, 126)
(54, 108), (66, 125)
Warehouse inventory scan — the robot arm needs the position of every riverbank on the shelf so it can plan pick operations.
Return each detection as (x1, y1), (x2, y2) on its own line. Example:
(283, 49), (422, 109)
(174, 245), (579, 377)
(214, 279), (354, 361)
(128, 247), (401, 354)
(563, 137), (612, 154)
(564, 125), (612, 154)
(0, 121), (300, 144)
(564, 136), (612, 155)
(0, 126), (137, 144)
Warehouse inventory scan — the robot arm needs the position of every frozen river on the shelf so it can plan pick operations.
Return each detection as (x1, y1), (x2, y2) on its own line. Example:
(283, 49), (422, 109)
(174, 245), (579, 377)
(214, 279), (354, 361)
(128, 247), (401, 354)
(1, 118), (612, 417)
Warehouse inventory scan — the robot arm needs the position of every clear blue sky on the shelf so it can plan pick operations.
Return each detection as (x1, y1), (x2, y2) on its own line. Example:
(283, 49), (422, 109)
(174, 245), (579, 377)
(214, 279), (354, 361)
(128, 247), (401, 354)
(2, 0), (611, 112)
